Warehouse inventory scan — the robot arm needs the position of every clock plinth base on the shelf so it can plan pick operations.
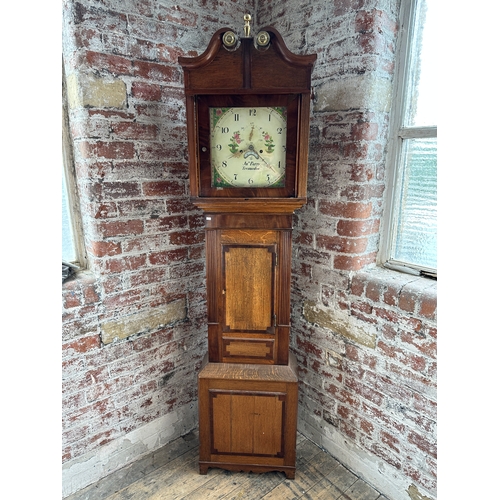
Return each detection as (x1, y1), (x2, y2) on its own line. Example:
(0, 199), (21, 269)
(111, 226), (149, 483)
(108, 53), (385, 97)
(198, 352), (299, 478)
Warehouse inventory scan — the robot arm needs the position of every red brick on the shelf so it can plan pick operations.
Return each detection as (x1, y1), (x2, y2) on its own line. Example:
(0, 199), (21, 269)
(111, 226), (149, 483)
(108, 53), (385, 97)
(131, 81), (163, 101)
(63, 290), (82, 309)
(149, 248), (189, 265)
(111, 122), (158, 140)
(340, 184), (385, 202)
(355, 10), (397, 35)
(360, 418), (375, 436)
(351, 301), (373, 315)
(344, 377), (384, 406)
(400, 331), (436, 359)
(351, 122), (379, 141)
(73, 2), (128, 29)
(103, 289), (143, 311)
(364, 441), (401, 470)
(170, 260), (204, 279)
(133, 60), (178, 81)
(359, 32), (386, 55)
(86, 51), (133, 75)
(102, 182), (142, 200)
(399, 288), (418, 313)
(99, 219), (144, 238)
(105, 254), (148, 273)
(366, 280), (383, 302)
(334, 252), (377, 271)
(349, 164), (375, 182)
(143, 180), (186, 196)
(91, 203), (119, 219)
(350, 275), (366, 296)
(129, 268), (167, 287)
(63, 335), (101, 355)
(334, 0), (364, 16)
(316, 235), (368, 254)
(296, 337), (322, 359)
(318, 200), (373, 219)
(158, 4), (198, 26)
(90, 240), (122, 258)
(383, 284), (399, 306)
(138, 142), (184, 161)
(299, 262), (312, 278)
(380, 430), (400, 452)
(165, 197), (194, 214)
(337, 219), (380, 237)
(169, 230), (205, 246)
(408, 430), (437, 459)
(374, 308), (422, 333)
(83, 283), (100, 305)
(145, 215), (188, 233)
(419, 292), (437, 319)
(343, 141), (370, 160)
(79, 141), (135, 160)
(88, 109), (135, 120)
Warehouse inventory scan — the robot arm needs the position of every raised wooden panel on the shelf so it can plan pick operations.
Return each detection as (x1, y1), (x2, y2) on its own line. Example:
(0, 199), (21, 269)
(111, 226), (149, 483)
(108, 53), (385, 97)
(222, 338), (274, 361)
(223, 244), (275, 332)
(253, 394), (284, 456)
(209, 391), (285, 457)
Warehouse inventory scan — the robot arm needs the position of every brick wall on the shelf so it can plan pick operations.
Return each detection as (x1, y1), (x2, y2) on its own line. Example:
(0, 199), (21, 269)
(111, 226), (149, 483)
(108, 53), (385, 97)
(62, 1), (437, 499)
(62, 0), (253, 496)
(257, 2), (437, 500)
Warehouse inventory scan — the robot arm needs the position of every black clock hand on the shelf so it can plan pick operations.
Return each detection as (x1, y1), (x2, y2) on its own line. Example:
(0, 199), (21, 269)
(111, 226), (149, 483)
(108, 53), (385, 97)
(252, 146), (278, 173)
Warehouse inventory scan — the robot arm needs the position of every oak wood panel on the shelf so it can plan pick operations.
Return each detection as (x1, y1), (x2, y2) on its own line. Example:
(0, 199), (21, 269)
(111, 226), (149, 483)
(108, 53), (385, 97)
(223, 338), (274, 360)
(198, 354), (299, 478)
(223, 245), (274, 332)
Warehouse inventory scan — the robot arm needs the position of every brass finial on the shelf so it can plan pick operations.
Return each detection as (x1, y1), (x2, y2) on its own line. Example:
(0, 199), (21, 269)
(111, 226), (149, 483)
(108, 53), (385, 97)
(244, 14), (251, 37)
(222, 31), (237, 48)
(256, 31), (270, 47)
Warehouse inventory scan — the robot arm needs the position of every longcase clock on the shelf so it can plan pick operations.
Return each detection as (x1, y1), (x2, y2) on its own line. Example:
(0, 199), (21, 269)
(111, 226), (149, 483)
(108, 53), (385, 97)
(179, 15), (316, 479)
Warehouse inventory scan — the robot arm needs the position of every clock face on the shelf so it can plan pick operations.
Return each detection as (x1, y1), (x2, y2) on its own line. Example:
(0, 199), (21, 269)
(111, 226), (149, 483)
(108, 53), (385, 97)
(210, 106), (287, 188)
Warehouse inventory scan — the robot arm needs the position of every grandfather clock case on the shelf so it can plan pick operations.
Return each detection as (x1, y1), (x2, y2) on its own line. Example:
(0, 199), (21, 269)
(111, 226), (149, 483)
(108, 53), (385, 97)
(179, 16), (316, 479)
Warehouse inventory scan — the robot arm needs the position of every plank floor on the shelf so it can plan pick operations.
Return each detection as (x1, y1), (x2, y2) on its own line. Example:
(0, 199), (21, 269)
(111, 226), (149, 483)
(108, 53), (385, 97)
(65, 431), (390, 500)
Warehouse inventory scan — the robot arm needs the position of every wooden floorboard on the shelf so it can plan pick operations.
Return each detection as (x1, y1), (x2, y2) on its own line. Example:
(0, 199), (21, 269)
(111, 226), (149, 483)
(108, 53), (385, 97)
(64, 432), (390, 500)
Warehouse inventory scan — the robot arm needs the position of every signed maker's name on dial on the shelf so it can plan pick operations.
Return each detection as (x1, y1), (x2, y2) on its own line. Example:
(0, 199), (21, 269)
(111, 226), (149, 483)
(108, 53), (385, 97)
(210, 106), (287, 188)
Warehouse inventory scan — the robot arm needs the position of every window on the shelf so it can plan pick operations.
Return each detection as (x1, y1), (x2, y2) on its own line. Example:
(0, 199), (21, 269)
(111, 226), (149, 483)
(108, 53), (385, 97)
(62, 71), (86, 269)
(381, 0), (437, 277)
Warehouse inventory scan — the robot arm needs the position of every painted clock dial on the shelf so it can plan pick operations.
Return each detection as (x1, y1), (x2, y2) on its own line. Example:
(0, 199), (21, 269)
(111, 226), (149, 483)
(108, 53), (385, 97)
(210, 106), (287, 188)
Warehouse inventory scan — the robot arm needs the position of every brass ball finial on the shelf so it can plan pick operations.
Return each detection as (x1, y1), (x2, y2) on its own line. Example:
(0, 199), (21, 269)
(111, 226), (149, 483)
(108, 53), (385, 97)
(244, 13), (251, 37)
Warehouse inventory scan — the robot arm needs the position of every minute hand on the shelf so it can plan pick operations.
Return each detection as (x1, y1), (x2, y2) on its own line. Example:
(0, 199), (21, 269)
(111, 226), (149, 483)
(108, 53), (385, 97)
(255, 149), (277, 173)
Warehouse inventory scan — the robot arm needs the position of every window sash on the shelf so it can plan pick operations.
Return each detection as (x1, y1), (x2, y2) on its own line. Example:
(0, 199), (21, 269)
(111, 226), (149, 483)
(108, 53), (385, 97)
(380, 0), (437, 277)
(62, 68), (86, 269)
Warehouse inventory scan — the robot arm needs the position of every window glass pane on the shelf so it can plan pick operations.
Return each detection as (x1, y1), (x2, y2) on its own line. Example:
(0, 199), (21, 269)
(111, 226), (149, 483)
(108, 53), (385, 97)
(62, 164), (77, 262)
(405, 0), (437, 127)
(393, 137), (437, 269)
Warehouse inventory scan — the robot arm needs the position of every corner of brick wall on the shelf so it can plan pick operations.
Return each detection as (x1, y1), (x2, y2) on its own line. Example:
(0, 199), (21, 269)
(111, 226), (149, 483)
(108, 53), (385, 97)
(61, 1), (251, 493)
(260, 2), (437, 499)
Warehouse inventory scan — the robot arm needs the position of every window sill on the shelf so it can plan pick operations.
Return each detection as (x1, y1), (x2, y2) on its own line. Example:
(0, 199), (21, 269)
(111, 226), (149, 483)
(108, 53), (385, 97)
(353, 265), (437, 321)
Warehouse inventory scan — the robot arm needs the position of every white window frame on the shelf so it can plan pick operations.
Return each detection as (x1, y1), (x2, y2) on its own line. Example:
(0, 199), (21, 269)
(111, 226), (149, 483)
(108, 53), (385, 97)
(380, 0), (437, 278)
(63, 65), (87, 269)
